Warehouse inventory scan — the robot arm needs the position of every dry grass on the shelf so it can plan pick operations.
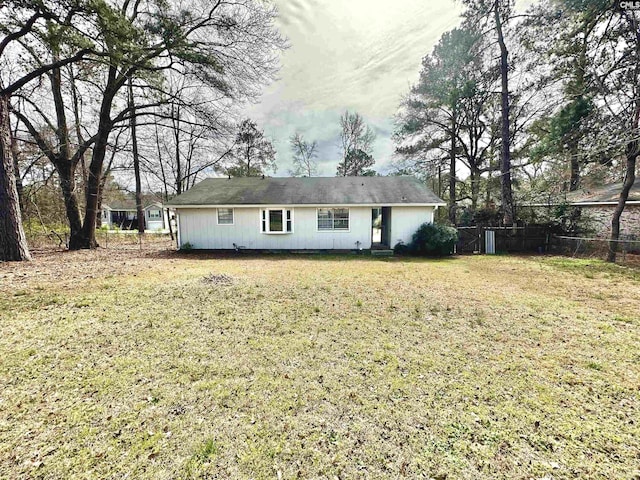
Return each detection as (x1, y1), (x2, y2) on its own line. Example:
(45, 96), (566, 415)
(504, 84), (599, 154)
(1, 248), (639, 479)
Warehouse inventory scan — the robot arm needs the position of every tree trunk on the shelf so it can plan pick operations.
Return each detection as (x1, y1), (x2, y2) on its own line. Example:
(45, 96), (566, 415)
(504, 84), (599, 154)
(0, 94), (31, 261)
(607, 148), (637, 263)
(448, 117), (456, 225)
(569, 152), (580, 192)
(470, 165), (480, 211)
(71, 62), (122, 250)
(69, 66), (89, 198)
(173, 104), (182, 194)
(495, 1), (514, 225)
(129, 78), (144, 233)
(166, 208), (174, 240)
(10, 133), (25, 213)
(50, 62), (86, 243)
(56, 161), (84, 241)
(72, 126), (110, 250)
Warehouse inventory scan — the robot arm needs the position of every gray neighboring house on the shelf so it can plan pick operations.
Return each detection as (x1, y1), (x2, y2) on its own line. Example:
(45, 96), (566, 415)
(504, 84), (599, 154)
(564, 179), (640, 237)
(166, 176), (445, 250)
(101, 199), (169, 231)
(529, 179), (640, 237)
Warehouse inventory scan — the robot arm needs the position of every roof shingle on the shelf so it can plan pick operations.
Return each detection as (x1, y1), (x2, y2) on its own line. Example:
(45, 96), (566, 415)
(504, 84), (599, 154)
(166, 176), (444, 206)
(565, 179), (640, 203)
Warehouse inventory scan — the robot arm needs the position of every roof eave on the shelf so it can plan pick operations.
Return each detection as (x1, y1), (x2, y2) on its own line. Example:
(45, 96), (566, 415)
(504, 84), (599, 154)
(166, 202), (445, 208)
(524, 201), (640, 207)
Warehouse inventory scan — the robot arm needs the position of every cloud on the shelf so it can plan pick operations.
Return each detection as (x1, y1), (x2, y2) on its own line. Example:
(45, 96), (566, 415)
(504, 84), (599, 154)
(243, 0), (466, 176)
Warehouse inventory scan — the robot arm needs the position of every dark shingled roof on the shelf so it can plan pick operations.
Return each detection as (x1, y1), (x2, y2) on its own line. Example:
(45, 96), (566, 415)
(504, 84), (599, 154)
(103, 199), (162, 211)
(565, 178), (640, 204)
(166, 176), (444, 206)
(103, 193), (164, 211)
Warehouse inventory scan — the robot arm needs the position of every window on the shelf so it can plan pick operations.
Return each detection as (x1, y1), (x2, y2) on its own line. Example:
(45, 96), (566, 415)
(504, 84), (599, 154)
(261, 208), (293, 233)
(317, 208), (349, 231)
(217, 208), (234, 225)
(148, 209), (161, 220)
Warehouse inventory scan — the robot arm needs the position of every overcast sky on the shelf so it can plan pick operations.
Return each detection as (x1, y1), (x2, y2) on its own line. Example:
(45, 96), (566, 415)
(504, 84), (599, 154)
(242, 0), (467, 177)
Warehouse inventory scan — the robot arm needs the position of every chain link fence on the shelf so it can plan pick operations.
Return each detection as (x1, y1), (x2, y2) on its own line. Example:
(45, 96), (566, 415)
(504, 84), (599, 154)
(549, 235), (640, 266)
(26, 230), (177, 251)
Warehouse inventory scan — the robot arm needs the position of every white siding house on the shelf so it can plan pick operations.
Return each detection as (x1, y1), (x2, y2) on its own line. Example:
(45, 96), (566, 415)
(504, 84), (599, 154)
(101, 202), (169, 231)
(167, 176), (444, 251)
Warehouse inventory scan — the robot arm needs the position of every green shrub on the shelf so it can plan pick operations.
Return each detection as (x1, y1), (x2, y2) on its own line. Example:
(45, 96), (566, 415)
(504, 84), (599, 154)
(180, 242), (194, 251)
(401, 222), (458, 256)
(393, 241), (411, 255)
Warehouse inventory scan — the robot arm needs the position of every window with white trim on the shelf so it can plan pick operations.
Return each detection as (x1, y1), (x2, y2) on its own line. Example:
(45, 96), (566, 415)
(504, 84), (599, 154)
(148, 209), (161, 219)
(261, 208), (292, 233)
(217, 208), (234, 225)
(317, 208), (349, 230)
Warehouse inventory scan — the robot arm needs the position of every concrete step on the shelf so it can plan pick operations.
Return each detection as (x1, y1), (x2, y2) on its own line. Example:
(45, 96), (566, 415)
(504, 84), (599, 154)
(370, 249), (394, 256)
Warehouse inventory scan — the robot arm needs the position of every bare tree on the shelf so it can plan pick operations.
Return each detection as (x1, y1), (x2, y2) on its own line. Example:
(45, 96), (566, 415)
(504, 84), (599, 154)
(289, 132), (318, 177)
(6, 0), (285, 251)
(73, 0), (284, 249)
(337, 111), (376, 176)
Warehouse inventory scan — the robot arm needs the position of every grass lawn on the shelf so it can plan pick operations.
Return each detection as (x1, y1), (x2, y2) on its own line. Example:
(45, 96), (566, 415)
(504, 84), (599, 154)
(1, 247), (639, 479)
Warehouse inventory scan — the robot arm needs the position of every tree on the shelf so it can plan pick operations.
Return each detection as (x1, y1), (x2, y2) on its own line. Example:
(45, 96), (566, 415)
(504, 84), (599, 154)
(337, 111), (376, 176)
(74, 1), (283, 249)
(128, 76), (144, 233)
(0, 1), (97, 261)
(395, 27), (498, 222)
(460, 0), (516, 224)
(523, 0), (638, 262)
(8, 0), (284, 250)
(0, 99), (30, 261)
(336, 148), (375, 176)
(139, 74), (237, 198)
(589, 3), (639, 262)
(521, 0), (605, 192)
(224, 119), (276, 177)
(289, 132), (318, 177)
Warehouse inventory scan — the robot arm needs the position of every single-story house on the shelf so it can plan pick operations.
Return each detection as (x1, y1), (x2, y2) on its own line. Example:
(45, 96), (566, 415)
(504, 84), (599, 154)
(101, 199), (169, 231)
(525, 178), (640, 238)
(166, 176), (445, 250)
(566, 179), (640, 237)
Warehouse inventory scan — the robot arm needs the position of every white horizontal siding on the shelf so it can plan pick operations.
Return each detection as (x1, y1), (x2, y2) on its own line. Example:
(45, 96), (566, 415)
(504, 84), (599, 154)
(177, 207), (370, 249)
(177, 206), (436, 250)
(389, 206), (435, 248)
(146, 220), (165, 231)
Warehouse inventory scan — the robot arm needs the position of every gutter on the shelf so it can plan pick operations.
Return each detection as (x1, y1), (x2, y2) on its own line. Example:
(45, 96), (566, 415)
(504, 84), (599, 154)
(165, 203), (447, 208)
(524, 201), (640, 207)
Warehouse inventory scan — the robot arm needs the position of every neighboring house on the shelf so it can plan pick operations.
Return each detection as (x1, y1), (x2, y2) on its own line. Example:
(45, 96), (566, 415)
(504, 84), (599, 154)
(566, 179), (640, 237)
(101, 199), (169, 231)
(166, 176), (445, 250)
(527, 179), (640, 238)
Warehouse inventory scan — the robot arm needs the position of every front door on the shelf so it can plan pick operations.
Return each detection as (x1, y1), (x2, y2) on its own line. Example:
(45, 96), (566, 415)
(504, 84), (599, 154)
(371, 207), (391, 248)
(371, 208), (382, 246)
(381, 207), (392, 247)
